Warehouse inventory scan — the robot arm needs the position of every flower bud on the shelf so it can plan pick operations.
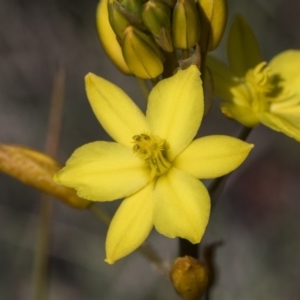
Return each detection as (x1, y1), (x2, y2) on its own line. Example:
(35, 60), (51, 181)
(142, 0), (173, 52)
(96, 0), (132, 74)
(119, 0), (144, 24)
(108, 0), (131, 39)
(0, 143), (90, 209)
(122, 26), (164, 78)
(197, 0), (228, 52)
(172, 0), (201, 49)
(170, 256), (209, 300)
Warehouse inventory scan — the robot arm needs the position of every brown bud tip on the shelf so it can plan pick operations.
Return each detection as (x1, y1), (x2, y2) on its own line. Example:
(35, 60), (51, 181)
(170, 256), (209, 300)
(0, 143), (90, 209)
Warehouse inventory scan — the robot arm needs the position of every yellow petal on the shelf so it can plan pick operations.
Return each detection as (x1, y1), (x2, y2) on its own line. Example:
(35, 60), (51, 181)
(54, 142), (149, 201)
(206, 55), (237, 101)
(96, 0), (132, 74)
(272, 105), (300, 127)
(269, 50), (300, 96)
(173, 136), (253, 179)
(259, 112), (300, 141)
(153, 168), (210, 243)
(105, 183), (155, 264)
(85, 73), (150, 147)
(227, 14), (262, 77)
(221, 102), (260, 127)
(146, 66), (204, 161)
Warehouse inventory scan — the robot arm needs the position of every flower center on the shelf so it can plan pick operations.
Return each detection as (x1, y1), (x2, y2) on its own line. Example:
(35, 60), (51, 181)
(243, 61), (291, 113)
(132, 133), (171, 180)
(245, 62), (273, 94)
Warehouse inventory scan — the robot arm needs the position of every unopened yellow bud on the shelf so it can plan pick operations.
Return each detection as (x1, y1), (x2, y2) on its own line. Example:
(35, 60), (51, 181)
(172, 0), (201, 49)
(197, 0), (227, 52)
(96, 0), (132, 74)
(142, 0), (173, 52)
(0, 144), (90, 209)
(108, 0), (131, 39)
(170, 256), (209, 300)
(122, 26), (164, 78)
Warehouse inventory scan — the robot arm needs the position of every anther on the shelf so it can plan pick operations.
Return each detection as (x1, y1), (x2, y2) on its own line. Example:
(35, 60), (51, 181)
(132, 135), (141, 141)
(133, 144), (140, 151)
(131, 133), (171, 179)
(141, 134), (150, 140)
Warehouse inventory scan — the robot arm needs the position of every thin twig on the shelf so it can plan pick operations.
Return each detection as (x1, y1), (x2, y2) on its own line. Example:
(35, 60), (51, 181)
(32, 66), (65, 300)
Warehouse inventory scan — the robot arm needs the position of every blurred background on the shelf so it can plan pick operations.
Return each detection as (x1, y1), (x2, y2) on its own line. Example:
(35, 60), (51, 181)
(0, 0), (300, 299)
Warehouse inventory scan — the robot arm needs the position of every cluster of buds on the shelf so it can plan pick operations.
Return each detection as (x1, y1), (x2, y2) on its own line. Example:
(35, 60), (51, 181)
(97, 0), (227, 79)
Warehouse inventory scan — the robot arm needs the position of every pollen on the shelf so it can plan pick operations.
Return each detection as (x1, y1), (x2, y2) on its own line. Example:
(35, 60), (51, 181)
(132, 133), (171, 179)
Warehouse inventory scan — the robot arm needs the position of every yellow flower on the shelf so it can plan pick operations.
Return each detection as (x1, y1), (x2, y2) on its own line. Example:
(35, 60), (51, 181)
(54, 66), (253, 264)
(207, 15), (300, 141)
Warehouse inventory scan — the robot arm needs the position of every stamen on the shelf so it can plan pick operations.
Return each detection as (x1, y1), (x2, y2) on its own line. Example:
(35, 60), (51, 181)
(245, 62), (273, 94)
(132, 133), (171, 179)
(140, 134), (150, 140)
(132, 135), (141, 141)
(243, 61), (291, 113)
